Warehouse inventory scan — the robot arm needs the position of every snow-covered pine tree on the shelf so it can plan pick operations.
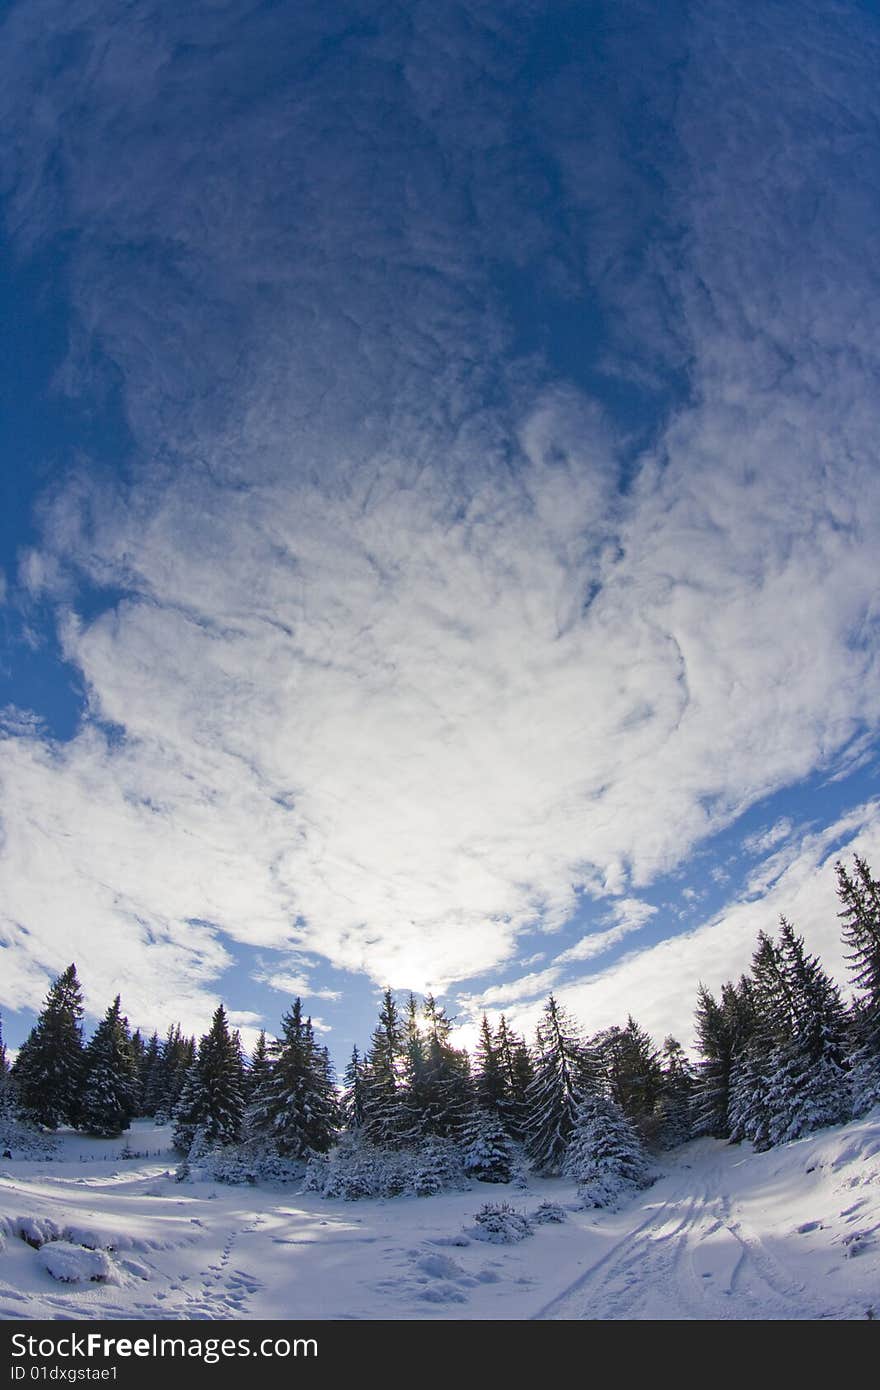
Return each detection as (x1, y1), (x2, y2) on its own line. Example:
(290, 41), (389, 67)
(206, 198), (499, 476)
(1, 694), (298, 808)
(341, 1045), (367, 1132)
(171, 1060), (202, 1154)
(594, 1016), (664, 1144)
(248, 999), (339, 1158)
(152, 1025), (196, 1120)
(246, 1029), (271, 1102)
(727, 1045), (774, 1150)
(137, 1032), (161, 1116)
(231, 1028), (246, 1100)
(691, 980), (744, 1138)
(496, 1016), (533, 1142)
(399, 994), (428, 1144)
(308, 1027), (341, 1152)
(473, 1014), (507, 1116)
(416, 995), (472, 1140)
(78, 996), (139, 1137)
(722, 973), (774, 1149)
(765, 918), (849, 1145)
(361, 989), (406, 1147)
(173, 1035), (198, 1112)
(171, 1005), (245, 1154)
(461, 1107), (513, 1183)
(12, 964), (85, 1129)
(562, 1092), (651, 1208)
(129, 1028), (145, 1095)
(525, 994), (596, 1174)
(654, 1036), (694, 1149)
(836, 855), (880, 1114)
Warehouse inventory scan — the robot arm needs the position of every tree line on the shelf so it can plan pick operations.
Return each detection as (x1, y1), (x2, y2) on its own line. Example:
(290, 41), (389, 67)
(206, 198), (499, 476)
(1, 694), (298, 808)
(1, 854), (878, 1196)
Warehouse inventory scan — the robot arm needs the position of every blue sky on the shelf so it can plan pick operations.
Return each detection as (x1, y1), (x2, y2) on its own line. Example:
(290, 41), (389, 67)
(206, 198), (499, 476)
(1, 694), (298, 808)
(1, 0), (879, 1068)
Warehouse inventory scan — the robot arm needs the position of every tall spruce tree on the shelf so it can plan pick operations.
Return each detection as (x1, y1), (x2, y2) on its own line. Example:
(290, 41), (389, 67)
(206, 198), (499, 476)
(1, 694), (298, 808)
(416, 996), (472, 1140)
(473, 1014), (508, 1117)
(725, 971), (772, 1149)
(836, 855), (880, 1114)
(399, 994), (428, 1143)
(12, 964), (85, 1129)
(172, 1005), (245, 1153)
(151, 1025), (196, 1119)
(129, 1029), (145, 1094)
(361, 989), (406, 1147)
(594, 1016), (664, 1143)
(525, 994), (596, 1173)
(341, 1046), (367, 1131)
(496, 1016), (533, 1142)
(655, 1036), (694, 1149)
(247, 1030), (271, 1102)
(248, 1000), (339, 1157)
(79, 996), (139, 1137)
(691, 981), (745, 1138)
(138, 1033), (161, 1117)
(765, 918), (849, 1144)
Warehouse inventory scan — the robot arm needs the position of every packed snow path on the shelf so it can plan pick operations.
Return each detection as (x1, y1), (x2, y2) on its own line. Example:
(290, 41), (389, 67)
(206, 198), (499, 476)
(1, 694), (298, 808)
(1, 1115), (878, 1320)
(535, 1152), (834, 1320)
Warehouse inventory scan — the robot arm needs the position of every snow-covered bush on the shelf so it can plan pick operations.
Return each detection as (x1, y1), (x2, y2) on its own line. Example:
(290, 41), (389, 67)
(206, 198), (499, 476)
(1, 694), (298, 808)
(175, 1135), (305, 1186)
(531, 1200), (568, 1224)
(471, 1201), (533, 1244)
(562, 1093), (653, 1209)
(308, 1138), (398, 1199)
(298, 1134), (467, 1200)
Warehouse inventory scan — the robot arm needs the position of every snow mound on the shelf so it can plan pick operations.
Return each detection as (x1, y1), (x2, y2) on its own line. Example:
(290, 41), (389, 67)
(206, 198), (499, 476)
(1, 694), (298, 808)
(416, 1252), (466, 1280)
(418, 1283), (468, 1304)
(38, 1242), (118, 1284)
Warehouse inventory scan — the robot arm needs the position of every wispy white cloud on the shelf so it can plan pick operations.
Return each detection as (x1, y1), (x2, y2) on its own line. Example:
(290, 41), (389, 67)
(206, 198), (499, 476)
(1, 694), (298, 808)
(555, 899), (657, 966)
(743, 818), (795, 857)
(458, 967), (564, 1014)
(252, 964), (341, 1003)
(493, 802), (880, 1054)
(0, 706), (46, 738)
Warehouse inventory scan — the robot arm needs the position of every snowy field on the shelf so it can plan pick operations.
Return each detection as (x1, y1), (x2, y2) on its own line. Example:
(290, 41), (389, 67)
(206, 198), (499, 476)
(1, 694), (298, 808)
(0, 1114), (878, 1321)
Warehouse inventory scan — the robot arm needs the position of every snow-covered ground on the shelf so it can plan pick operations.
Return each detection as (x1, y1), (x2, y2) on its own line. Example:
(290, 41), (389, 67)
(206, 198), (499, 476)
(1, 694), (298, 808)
(0, 1113), (878, 1320)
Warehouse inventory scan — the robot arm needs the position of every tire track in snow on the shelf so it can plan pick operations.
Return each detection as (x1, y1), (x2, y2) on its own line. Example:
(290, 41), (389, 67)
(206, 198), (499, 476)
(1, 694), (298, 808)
(534, 1155), (825, 1321)
(532, 1184), (708, 1320)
